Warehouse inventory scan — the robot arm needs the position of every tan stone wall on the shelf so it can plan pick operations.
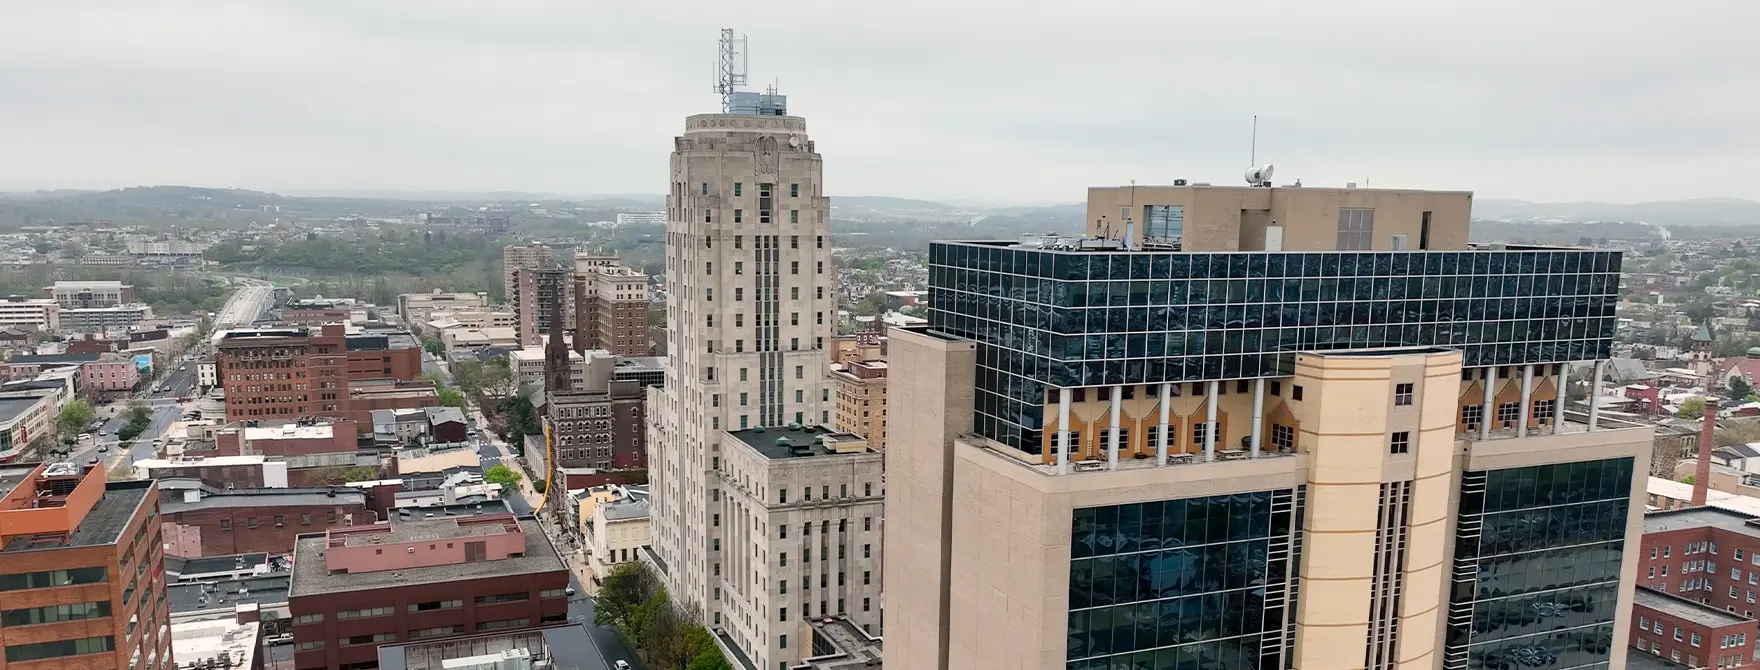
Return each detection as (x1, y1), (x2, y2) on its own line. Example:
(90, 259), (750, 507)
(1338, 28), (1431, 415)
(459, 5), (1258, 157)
(1086, 185), (1472, 252)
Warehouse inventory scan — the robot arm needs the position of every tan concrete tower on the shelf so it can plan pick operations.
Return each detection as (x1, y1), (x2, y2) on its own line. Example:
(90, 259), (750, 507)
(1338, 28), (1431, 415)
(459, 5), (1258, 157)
(648, 31), (838, 668)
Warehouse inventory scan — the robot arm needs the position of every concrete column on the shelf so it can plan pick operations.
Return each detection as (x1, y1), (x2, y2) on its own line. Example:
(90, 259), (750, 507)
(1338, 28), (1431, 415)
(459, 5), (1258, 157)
(1205, 381), (1219, 462)
(1251, 378), (1266, 458)
(1480, 367), (1495, 440)
(1553, 363), (1571, 435)
(1057, 387), (1072, 474)
(1588, 360), (1606, 431)
(1517, 364), (1534, 438)
(1107, 385), (1123, 471)
(1156, 382), (1172, 466)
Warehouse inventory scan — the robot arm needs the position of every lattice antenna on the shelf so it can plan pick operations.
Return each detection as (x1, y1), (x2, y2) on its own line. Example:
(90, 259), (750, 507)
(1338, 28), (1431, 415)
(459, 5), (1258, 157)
(713, 29), (748, 113)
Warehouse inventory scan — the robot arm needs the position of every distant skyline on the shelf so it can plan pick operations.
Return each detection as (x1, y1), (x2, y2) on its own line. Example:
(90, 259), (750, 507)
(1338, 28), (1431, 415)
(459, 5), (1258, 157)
(1, 2), (1754, 204)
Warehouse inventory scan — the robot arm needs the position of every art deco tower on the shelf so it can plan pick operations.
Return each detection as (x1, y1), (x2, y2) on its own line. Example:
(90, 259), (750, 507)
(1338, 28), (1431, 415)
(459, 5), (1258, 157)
(649, 30), (837, 641)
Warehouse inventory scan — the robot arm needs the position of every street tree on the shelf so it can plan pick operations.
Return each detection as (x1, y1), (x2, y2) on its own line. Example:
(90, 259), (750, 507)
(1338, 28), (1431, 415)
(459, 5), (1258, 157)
(56, 399), (96, 442)
(484, 463), (521, 493)
(1677, 397), (1708, 419)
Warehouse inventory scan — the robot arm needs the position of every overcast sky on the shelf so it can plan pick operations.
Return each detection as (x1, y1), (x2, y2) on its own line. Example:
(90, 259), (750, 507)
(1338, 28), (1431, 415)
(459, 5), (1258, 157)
(1, 1), (1754, 204)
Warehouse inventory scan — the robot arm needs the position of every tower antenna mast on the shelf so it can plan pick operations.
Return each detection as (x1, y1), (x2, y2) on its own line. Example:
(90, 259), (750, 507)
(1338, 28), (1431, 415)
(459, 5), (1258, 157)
(713, 29), (749, 113)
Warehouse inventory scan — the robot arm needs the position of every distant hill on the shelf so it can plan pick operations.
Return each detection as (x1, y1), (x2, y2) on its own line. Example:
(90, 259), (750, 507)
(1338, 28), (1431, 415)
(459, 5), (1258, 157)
(1475, 197), (1760, 227)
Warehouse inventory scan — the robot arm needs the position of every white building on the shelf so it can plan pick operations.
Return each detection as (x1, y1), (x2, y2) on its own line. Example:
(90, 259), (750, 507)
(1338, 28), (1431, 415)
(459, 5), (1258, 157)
(648, 92), (839, 667)
(616, 211), (666, 227)
(59, 304), (153, 333)
(0, 296), (59, 331)
(585, 494), (651, 587)
(196, 359), (217, 390)
(711, 425), (885, 667)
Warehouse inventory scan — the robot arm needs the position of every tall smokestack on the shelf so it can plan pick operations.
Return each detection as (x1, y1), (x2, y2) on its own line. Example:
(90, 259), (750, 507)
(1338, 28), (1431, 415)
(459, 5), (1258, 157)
(1693, 398), (1719, 506)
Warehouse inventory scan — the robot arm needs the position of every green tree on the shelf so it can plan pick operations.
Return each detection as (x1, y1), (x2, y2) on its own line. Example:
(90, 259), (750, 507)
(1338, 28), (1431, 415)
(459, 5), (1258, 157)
(421, 337), (446, 357)
(438, 387), (467, 408)
(484, 463), (521, 492)
(56, 399), (96, 442)
(1677, 396), (1708, 419)
(1730, 378), (1755, 403)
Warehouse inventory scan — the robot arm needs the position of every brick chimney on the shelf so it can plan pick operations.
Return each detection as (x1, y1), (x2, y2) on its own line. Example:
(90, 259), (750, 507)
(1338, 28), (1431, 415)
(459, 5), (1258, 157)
(1693, 398), (1719, 506)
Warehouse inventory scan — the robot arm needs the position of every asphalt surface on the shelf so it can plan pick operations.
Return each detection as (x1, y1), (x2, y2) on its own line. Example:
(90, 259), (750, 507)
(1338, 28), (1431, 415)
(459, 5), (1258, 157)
(216, 280), (276, 327)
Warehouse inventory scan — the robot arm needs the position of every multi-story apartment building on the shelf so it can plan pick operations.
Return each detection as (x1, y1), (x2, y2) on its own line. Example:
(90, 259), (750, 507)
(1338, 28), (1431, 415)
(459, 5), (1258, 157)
(41, 281), (134, 309)
(830, 359), (887, 452)
(59, 305), (153, 334)
(279, 298), (356, 326)
(883, 182), (1651, 669)
(713, 425), (884, 669)
(515, 267), (572, 348)
(510, 346), (586, 390)
(501, 243), (558, 306)
(0, 462), (169, 670)
(287, 514), (569, 670)
(216, 326), (423, 424)
(828, 334), (885, 366)
(1630, 587), (1757, 669)
(545, 380), (646, 471)
(156, 483), (374, 558)
(80, 352), (140, 400)
(650, 87), (837, 642)
(574, 253), (651, 357)
(0, 297), (59, 331)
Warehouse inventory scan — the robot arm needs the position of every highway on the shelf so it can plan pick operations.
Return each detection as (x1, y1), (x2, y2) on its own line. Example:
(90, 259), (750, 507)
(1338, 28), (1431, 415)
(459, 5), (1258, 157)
(215, 278), (276, 327)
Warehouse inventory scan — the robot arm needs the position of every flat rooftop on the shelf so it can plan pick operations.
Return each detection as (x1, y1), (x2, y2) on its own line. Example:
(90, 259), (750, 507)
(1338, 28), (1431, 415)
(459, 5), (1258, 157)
(163, 487), (366, 513)
(2, 481), (152, 553)
(1634, 586), (1750, 628)
(169, 575), (291, 615)
(377, 623), (614, 670)
(289, 518), (564, 597)
(0, 464), (35, 498)
(726, 425), (871, 460)
(1644, 506), (1760, 539)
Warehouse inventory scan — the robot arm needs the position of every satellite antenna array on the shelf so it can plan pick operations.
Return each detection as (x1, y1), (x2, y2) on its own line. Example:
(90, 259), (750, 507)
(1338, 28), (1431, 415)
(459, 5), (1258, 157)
(713, 29), (749, 113)
(1245, 165), (1276, 188)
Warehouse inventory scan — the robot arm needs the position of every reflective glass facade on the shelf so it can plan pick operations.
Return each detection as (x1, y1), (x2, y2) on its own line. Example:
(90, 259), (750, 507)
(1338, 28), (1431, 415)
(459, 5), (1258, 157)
(926, 242), (1623, 453)
(1067, 489), (1304, 670)
(1445, 458), (1634, 670)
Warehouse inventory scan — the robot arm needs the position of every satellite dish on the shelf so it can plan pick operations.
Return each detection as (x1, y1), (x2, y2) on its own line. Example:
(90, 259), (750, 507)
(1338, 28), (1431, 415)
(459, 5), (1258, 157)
(788, 135), (801, 148)
(1244, 165), (1275, 187)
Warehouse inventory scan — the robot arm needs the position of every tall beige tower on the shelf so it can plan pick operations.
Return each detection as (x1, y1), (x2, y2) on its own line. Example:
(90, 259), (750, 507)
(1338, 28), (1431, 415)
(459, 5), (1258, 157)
(649, 69), (837, 663)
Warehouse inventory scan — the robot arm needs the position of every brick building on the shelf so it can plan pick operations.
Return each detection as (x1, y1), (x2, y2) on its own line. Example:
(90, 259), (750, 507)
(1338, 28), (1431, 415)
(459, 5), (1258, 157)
(573, 254), (650, 357)
(0, 462), (170, 670)
(1632, 586), (1759, 669)
(80, 353), (140, 401)
(544, 380), (645, 471)
(288, 514), (569, 670)
(157, 482), (376, 558)
(280, 299), (355, 326)
(134, 454), (289, 490)
(1642, 507), (1760, 621)
(216, 326), (424, 425)
(830, 359), (888, 452)
(515, 267), (571, 348)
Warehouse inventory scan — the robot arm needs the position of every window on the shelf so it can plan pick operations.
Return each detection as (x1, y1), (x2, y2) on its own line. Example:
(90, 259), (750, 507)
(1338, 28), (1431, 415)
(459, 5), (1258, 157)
(1257, 423), (1290, 452)
(734, 209), (743, 223)
(1390, 431), (1410, 455)
(5, 636), (114, 662)
(540, 589), (568, 598)
(704, 209), (712, 223)
(790, 210), (799, 224)
(412, 626), (463, 639)
(791, 261), (799, 274)
(816, 235), (823, 248)
(295, 613), (324, 624)
(863, 597), (871, 612)
(734, 183), (743, 196)
(295, 641), (325, 651)
(337, 606), (394, 619)
(863, 544), (871, 558)
(475, 592), (529, 605)
(1192, 422), (1209, 447)
(1497, 402), (1521, 425)
(816, 261), (824, 274)
(790, 183), (799, 197)
(219, 519), (232, 531)
(735, 261), (744, 274)
(1534, 399), (1556, 423)
(246, 517), (258, 529)
(1, 601), (111, 627)
(1695, 632), (1703, 647)
(864, 516), (872, 531)
(791, 312), (799, 325)
(1678, 627), (1686, 642)
(1394, 383), (1414, 406)
(735, 235), (743, 249)
(1461, 404), (1484, 429)
(342, 633), (397, 647)
(795, 365), (804, 379)
(791, 235), (799, 249)
(792, 287), (800, 300)
(864, 571), (871, 585)
(0, 567), (107, 591)
(817, 286), (824, 299)
(1292, 385), (1304, 401)
(479, 618), (531, 631)
(779, 607), (788, 621)
(1145, 204), (1184, 240)
(1337, 207), (1375, 250)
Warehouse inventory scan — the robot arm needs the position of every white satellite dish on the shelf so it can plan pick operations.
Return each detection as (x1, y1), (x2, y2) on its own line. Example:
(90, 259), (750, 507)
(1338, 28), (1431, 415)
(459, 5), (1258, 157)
(788, 135), (801, 148)
(1244, 165), (1275, 187)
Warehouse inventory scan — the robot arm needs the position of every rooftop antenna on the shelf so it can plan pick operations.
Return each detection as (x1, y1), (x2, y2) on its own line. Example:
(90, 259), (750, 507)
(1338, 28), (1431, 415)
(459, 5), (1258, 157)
(714, 29), (749, 113)
(1250, 115), (1258, 167)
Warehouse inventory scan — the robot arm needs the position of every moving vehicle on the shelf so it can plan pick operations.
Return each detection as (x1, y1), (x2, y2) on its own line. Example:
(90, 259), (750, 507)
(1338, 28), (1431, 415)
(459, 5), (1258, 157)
(98, 446), (108, 453)
(615, 662), (631, 670)
(179, 365), (187, 371)
(565, 586), (576, 596)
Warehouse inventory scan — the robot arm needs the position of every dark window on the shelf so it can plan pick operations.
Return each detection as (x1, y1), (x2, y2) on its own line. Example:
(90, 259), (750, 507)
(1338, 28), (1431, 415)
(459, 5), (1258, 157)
(1419, 211), (1432, 250)
(1292, 386), (1304, 401)
(1390, 431), (1410, 454)
(1394, 383), (1414, 406)
(1337, 208), (1375, 250)
(3, 636), (114, 662)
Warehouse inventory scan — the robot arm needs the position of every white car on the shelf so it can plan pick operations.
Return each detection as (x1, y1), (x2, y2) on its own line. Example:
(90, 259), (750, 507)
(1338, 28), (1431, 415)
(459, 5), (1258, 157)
(614, 662), (631, 670)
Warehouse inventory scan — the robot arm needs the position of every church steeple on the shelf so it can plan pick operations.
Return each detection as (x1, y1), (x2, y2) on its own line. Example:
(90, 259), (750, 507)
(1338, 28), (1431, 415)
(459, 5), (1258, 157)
(544, 298), (572, 393)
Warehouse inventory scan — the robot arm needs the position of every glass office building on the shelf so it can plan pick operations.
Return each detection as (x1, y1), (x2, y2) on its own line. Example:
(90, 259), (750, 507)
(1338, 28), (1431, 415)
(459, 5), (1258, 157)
(925, 241), (1623, 454)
